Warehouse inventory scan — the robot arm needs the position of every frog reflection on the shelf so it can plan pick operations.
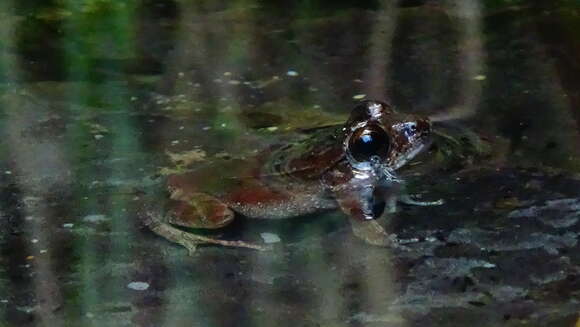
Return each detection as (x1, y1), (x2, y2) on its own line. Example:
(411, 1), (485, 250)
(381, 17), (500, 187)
(145, 100), (441, 253)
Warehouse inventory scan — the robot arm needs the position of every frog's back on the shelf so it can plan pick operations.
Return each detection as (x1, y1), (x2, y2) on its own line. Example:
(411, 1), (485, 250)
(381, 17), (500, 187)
(167, 127), (345, 219)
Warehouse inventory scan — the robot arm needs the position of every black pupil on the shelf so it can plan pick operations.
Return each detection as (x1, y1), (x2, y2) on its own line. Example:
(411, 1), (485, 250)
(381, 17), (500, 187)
(349, 126), (389, 162)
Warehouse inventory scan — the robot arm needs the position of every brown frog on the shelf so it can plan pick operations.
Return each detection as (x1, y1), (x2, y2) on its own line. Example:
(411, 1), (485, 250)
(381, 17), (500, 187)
(145, 100), (441, 253)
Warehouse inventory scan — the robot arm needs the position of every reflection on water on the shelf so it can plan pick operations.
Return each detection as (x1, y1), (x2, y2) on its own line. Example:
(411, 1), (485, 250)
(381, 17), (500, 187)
(0, 0), (580, 326)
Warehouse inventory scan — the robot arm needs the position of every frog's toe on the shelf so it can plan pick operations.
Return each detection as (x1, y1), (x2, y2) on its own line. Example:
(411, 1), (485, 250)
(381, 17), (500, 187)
(168, 192), (234, 229)
(180, 239), (199, 256)
(399, 194), (444, 206)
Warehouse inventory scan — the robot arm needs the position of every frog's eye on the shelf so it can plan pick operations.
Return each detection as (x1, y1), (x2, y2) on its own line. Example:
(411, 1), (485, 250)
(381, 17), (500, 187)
(348, 125), (390, 163)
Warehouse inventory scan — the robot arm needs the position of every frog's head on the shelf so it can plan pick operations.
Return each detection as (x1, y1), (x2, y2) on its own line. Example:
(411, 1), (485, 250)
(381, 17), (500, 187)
(343, 100), (431, 174)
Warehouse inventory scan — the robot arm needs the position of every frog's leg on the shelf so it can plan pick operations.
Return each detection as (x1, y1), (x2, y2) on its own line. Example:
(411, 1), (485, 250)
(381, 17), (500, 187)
(145, 216), (266, 255)
(167, 191), (235, 229)
(144, 192), (266, 254)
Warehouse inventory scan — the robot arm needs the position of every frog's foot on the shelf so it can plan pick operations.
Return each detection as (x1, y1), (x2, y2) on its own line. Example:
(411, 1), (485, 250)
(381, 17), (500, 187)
(350, 219), (393, 247)
(386, 196), (398, 214)
(145, 216), (266, 255)
(399, 194), (444, 207)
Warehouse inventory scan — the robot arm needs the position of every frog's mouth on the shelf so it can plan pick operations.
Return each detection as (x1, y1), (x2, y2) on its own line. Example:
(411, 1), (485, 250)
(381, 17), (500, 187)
(391, 139), (431, 170)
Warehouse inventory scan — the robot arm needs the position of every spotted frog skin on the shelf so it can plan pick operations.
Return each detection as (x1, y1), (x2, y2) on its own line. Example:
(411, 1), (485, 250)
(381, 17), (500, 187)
(146, 100), (441, 253)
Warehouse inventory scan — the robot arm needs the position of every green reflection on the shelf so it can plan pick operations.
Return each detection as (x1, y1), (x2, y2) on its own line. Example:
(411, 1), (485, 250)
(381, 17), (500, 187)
(60, 0), (138, 324)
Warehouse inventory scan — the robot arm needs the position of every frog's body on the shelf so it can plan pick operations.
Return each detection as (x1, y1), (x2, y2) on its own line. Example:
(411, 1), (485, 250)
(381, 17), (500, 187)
(167, 127), (342, 222)
(146, 100), (440, 253)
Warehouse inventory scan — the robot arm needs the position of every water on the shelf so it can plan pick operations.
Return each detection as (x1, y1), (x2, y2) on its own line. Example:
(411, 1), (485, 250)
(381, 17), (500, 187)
(0, 1), (579, 326)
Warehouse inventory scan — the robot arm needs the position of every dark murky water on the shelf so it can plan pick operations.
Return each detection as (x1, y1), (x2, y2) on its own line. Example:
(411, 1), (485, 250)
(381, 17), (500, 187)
(1, 1), (580, 326)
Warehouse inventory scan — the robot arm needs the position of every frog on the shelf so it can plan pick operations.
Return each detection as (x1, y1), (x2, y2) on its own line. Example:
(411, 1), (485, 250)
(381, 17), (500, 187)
(144, 100), (442, 254)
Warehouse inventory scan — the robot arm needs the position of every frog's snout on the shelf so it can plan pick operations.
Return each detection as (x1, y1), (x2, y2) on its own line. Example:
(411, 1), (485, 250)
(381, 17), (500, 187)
(417, 118), (432, 136)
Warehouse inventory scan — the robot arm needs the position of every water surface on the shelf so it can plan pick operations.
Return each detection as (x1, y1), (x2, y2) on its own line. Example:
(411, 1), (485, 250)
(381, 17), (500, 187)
(1, 1), (579, 326)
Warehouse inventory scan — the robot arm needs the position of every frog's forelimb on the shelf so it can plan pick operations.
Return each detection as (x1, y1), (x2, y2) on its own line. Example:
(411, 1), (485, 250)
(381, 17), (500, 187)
(350, 218), (393, 247)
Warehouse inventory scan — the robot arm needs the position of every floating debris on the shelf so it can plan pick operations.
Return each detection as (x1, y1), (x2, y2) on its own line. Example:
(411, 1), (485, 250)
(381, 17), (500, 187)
(254, 75), (281, 88)
(166, 149), (207, 166)
(260, 232), (281, 244)
(62, 223), (74, 228)
(353, 94), (366, 100)
(83, 214), (108, 224)
(127, 281), (149, 291)
(473, 75), (486, 81)
(286, 70), (299, 77)
(87, 123), (109, 134)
